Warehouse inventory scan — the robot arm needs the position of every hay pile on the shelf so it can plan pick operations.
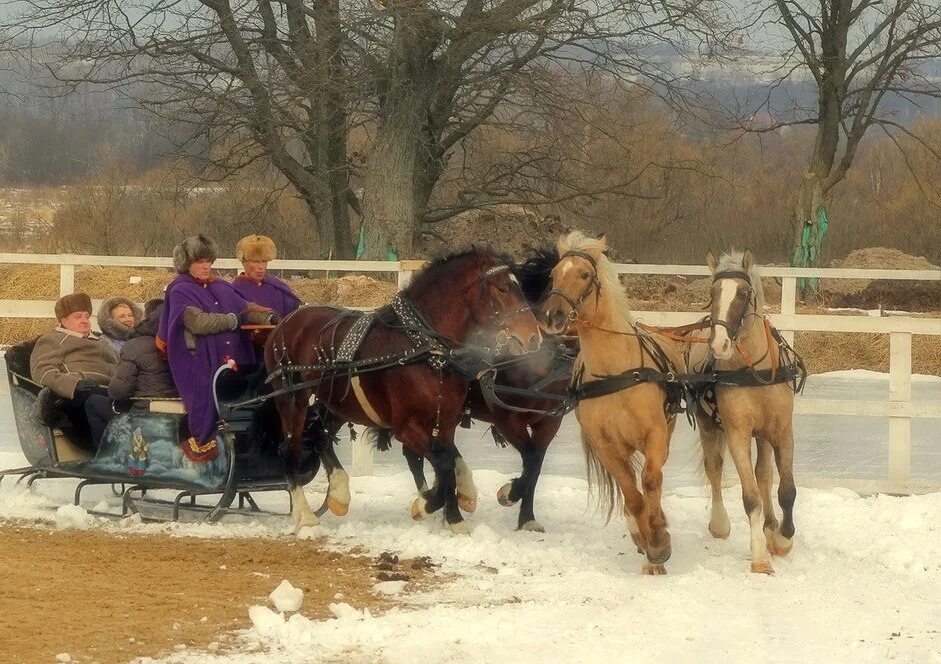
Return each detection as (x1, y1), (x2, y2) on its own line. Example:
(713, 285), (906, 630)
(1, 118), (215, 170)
(290, 275), (396, 308)
(797, 331), (941, 375)
(824, 247), (939, 296)
(623, 275), (782, 312)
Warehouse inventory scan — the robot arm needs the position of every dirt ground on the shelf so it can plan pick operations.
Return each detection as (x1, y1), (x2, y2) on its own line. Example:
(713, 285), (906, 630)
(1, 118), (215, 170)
(0, 522), (434, 664)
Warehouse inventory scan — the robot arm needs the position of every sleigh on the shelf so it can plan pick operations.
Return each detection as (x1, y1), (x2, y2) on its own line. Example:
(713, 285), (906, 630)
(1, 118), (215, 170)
(0, 338), (319, 522)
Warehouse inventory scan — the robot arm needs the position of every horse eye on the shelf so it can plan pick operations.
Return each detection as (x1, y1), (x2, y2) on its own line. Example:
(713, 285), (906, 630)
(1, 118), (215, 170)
(497, 284), (509, 294)
(580, 271), (589, 279)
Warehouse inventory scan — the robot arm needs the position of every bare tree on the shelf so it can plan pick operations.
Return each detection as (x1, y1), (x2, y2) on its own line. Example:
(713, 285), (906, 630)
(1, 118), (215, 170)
(767, 0), (941, 297)
(2, 0), (734, 258)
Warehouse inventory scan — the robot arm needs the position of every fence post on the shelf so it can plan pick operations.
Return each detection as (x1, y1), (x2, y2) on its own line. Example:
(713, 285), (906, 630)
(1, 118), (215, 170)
(350, 430), (374, 477)
(887, 331), (912, 484)
(780, 276), (796, 347)
(59, 263), (76, 298)
(398, 260), (423, 290)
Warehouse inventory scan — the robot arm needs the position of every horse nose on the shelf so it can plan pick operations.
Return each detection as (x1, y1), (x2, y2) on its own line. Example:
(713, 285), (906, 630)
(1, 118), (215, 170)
(546, 309), (565, 331)
(525, 332), (541, 352)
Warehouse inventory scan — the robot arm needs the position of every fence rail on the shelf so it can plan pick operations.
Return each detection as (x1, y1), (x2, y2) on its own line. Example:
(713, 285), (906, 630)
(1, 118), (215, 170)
(1, 253), (938, 492)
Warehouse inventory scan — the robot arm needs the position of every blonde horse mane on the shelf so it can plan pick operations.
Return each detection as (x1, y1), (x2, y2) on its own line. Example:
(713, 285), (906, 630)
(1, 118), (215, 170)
(557, 231), (634, 325)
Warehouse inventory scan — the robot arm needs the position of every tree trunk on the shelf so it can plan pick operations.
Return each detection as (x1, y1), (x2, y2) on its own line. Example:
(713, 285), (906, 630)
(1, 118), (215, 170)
(360, 90), (431, 260)
(790, 172), (826, 302)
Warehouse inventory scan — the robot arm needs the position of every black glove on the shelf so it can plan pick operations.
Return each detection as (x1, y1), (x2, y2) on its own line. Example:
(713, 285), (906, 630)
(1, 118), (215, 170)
(74, 379), (105, 395)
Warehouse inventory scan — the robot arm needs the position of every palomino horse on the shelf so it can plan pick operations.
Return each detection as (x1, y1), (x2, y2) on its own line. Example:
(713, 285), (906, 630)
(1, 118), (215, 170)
(542, 231), (686, 574)
(264, 248), (541, 533)
(687, 250), (798, 574)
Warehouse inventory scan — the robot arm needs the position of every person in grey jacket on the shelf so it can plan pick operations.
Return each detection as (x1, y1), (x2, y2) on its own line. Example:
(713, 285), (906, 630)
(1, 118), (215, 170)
(98, 296), (143, 353)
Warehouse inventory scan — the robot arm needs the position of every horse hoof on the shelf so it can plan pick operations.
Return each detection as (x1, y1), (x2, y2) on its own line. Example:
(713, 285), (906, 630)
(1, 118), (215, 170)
(410, 497), (427, 521)
(497, 482), (518, 507)
(646, 543), (672, 565)
(519, 520), (545, 533)
(293, 514), (319, 534)
(642, 563), (667, 576)
(328, 497), (350, 517)
(767, 533), (793, 557)
(709, 520), (731, 540)
(458, 493), (477, 513)
(445, 520), (472, 535)
(750, 560), (775, 575)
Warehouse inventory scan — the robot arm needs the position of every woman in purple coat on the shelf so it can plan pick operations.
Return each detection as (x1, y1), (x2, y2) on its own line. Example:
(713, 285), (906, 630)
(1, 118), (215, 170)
(231, 235), (302, 319)
(157, 235), (276, 463)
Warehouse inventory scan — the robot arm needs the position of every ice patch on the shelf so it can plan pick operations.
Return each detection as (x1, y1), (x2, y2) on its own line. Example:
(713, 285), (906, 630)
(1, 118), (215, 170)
(55, 504), (93, 530)
(248, 605), (284, 638)
(328, 602), (369, 621)
(55, 654), (72, 663)
(269, 580), (304, 613)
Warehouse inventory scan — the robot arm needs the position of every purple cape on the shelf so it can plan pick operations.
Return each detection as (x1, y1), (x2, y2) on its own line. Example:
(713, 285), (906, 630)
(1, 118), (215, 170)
(157, 275), (256, 459)
(232, 274), (302, 319)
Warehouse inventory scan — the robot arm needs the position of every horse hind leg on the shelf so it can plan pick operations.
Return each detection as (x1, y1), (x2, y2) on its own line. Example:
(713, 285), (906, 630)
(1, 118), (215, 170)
(726, 428), (773, 574)
(402, 443), (430, 497)
(699, 418), (730, 539)
(317, 418), (351, 518)
(278, 394), (319, 533)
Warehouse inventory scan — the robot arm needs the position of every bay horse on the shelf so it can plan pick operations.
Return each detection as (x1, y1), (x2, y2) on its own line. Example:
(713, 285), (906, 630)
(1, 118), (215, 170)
(542, 231), (686, 574)
(264, 248), (541, 534)
(407, 247), (572, 532)
(686, 250), (798, 574)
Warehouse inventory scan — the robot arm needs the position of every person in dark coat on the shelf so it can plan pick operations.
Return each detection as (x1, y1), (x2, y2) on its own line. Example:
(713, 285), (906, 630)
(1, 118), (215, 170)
(98, 296), (143, 353)
(231, 234), (302, 319)
(157, 234), (277, 463)
(84, 299), (178, 445)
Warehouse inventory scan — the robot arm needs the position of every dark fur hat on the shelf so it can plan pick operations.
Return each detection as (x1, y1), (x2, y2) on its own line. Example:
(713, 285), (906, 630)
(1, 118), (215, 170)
(173, 234), (218, 274)
(54, 292), (93, 321)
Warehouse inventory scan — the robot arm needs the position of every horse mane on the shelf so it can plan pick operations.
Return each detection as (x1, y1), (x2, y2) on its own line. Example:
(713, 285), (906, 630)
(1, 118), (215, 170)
(513, 246), (559, 304)
(405, 246), (514, 297)
(557, 231), (634, 323)
(714, 250), (765, 312)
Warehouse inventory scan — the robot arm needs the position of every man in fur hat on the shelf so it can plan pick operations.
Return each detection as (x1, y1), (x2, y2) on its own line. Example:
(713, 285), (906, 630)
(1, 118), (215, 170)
(231, 234), (301, 319)
(30, 292), (119, 447)
(157, 234), (277, 462)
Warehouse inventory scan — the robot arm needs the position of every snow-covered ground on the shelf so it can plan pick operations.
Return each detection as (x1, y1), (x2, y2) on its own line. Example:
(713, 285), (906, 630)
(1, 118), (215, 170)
(1, 369), (939, 663)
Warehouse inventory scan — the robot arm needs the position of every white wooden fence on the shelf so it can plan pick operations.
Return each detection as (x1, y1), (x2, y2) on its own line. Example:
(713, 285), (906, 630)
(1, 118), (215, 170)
(1, 253), (939, 493)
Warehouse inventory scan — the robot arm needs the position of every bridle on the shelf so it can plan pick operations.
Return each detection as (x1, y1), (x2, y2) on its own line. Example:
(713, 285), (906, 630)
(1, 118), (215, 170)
(710, 270), (758, 342)
(546, 250), (602, 330)
(479, 263), (535, 350)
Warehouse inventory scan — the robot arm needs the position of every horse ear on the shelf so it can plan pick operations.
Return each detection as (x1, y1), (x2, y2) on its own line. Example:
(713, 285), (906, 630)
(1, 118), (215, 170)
(742, 249), (755, 272)
(597, 233), (608, 249)
(706, 249), (718, 273)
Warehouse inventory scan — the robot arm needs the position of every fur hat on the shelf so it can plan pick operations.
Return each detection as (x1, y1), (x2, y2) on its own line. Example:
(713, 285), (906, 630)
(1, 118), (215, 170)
(54, 292), (93, 321)
(236, 235), (277, 263)
(173, 234), (218, 274)
(98, 296), (144, 342)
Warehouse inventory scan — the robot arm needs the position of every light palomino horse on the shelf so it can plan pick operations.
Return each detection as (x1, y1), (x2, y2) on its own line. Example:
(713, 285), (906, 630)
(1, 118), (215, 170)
(543, 231), (686, 575)
(687, 250), (797, 574)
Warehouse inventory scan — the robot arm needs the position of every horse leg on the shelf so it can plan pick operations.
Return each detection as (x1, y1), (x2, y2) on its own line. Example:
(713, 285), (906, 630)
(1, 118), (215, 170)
(769, 428), (797, 556)
(516, 420), (554, 532)
(454, 452), (478, 514)
(277, 393), (319, 533)
(402, 444), (429, 496)
(755, 438), (779, 550)
(315, 414), (350, 517)
(699, 417), (730, 539)
(399, 421), (467, 533)
(641, 429), (671, 569)
(726, 427), (773, 574)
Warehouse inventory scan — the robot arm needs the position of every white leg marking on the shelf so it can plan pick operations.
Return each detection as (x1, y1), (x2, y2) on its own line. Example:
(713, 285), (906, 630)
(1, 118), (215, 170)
(327, 469), (351, 516)
(709, 499), (731, 539)
(291, 484), (319, 532)
(455, 457), (478, 512)
(748, 508), (773, 573)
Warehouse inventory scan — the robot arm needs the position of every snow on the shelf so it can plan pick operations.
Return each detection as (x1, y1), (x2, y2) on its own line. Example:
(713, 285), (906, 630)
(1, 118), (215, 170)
(55, 655), (72, 663)
(1, 369), (940, 663)
(54, 504), (93, 530)
(818, 369), (941, 383)
(268, 580), (304, 613)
